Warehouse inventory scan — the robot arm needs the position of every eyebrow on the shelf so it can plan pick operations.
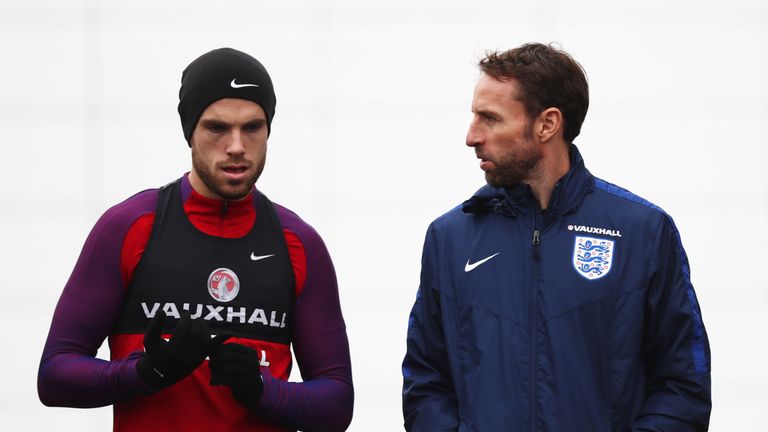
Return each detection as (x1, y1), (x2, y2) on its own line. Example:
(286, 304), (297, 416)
(198, 118), (266, 126)
(199, 118), (226, 126)
(473, 108), (501, 119)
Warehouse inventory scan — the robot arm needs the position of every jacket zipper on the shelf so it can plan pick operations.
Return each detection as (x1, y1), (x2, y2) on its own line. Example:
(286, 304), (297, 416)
(530, 216), (542, 431)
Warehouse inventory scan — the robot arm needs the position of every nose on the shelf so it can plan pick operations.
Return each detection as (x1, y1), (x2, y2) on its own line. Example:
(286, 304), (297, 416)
(466, 116), (483, 148)
(226, 130), (246, 157)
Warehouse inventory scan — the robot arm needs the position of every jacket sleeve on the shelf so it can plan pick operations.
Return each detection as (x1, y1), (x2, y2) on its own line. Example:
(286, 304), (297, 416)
(632, 215), (711, 431)
(402, 224), (460, 431)
(253, 225), (354, 431)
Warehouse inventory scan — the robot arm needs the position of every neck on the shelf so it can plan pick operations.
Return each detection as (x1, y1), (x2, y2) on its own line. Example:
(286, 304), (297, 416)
(525, 143), (571, 210)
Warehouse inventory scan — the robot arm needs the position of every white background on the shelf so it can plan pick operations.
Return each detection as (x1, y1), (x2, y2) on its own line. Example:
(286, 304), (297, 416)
(1, 0), (766, 430)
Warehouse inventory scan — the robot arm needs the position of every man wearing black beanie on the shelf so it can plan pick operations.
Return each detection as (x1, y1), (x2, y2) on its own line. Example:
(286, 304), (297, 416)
(38, 48), (354, 432)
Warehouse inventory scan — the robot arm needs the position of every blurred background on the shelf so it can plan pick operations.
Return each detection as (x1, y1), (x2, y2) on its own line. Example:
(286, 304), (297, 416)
(1, 0), (765, 430)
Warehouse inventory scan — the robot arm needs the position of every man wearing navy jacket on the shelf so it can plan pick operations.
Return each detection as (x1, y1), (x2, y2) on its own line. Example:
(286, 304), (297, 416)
(402, 43), (711, 431)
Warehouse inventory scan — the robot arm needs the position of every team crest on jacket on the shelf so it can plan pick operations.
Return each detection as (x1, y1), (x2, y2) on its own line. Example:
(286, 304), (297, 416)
(207, 268), (240, 302)
(573, 236), (614, 280)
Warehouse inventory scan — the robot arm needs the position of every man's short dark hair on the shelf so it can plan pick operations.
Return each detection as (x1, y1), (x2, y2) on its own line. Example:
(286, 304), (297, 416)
(479, 43), (589, 143)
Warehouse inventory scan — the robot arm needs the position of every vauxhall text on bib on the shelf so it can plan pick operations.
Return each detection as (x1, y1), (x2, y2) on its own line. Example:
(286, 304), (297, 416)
(113, 179), (295, 343)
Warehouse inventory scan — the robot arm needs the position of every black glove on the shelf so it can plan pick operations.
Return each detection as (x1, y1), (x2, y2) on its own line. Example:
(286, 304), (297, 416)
(137, 312), (229, 390)
(209, 342), (264, 408)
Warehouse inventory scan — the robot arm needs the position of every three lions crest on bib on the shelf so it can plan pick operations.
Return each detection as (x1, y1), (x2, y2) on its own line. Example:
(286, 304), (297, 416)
(573, 236), (614, 280)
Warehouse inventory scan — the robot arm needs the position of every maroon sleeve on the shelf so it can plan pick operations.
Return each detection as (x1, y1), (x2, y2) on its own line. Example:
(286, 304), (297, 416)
(256, 204), (354, 431)
(37, 190), (157, 407)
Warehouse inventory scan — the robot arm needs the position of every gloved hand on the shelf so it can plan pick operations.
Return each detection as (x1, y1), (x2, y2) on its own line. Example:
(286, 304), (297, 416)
(209, 342), (264, 408)
(137, 312), (229, 390)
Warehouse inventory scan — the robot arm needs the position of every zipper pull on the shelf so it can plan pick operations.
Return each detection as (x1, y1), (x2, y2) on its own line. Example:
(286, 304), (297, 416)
(532, 229), (540, 246)
(222, 200), (229, 216)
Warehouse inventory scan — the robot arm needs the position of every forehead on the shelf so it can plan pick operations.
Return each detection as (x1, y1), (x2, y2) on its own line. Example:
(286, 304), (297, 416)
(199, 98), (266, 121)
(472, 73), (524, 111)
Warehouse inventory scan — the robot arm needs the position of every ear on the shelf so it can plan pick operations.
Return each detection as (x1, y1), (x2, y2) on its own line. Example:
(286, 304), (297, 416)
(535, 108), (563, 143)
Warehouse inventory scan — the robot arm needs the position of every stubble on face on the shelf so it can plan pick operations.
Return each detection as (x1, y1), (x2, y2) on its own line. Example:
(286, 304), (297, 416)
(483, 121), (542, 188)
(191, 147), (265, 201)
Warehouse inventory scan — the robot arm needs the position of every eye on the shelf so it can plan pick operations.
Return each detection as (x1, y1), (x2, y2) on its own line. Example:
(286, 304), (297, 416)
(207, 123), (225, 133)
(245, 121), (264, 133)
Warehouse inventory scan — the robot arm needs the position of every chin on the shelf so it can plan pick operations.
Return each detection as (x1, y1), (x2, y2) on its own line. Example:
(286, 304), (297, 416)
(485, 173), (501, 187)
(227, 187), (253, 200)
(208, 182), (247, 201)
(485, 174), (516, 189)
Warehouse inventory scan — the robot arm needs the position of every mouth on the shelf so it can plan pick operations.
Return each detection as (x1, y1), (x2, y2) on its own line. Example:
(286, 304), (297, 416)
(220, 164), (251, 180)
(477, 155), (493, 171)
(222, 165), (248, 174)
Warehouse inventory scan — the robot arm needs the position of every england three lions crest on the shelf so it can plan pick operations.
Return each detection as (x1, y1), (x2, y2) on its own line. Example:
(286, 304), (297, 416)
(573, 236), (615, 280)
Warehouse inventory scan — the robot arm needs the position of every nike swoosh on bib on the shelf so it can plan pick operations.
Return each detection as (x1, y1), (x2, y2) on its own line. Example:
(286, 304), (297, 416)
(464, 252), (500, 272)
(250, 253), (275, 261)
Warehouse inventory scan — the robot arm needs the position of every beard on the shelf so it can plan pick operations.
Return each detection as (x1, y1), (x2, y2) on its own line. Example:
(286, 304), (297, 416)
(484, 127), (542, 188)
(191, 149), (265, 201)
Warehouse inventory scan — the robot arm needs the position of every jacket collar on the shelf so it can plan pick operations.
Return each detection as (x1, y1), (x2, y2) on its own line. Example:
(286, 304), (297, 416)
(462, 144), (594, 218)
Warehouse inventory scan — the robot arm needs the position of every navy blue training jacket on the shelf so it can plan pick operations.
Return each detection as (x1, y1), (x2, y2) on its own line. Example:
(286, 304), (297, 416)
(402, 145), (711, 431)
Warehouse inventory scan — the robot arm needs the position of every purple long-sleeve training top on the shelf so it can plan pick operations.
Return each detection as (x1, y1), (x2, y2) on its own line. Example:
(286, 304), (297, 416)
(38, 175), (354, 431)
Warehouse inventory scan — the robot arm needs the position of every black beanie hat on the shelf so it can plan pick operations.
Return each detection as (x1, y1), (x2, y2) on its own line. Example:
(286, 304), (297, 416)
(178, 48), (276, 145)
